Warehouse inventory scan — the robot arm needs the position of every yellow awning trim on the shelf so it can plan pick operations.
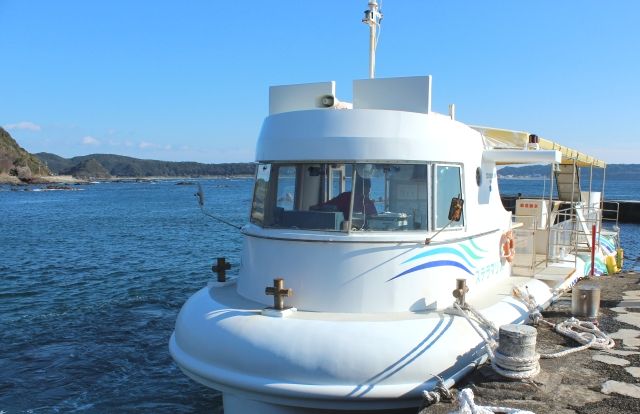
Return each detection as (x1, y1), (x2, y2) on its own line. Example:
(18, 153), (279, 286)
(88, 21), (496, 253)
(471, 125), (606, 168)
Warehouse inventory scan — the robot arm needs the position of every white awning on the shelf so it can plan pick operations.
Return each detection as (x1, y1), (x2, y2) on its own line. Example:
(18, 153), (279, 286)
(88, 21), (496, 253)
(471, 125), (606, 168)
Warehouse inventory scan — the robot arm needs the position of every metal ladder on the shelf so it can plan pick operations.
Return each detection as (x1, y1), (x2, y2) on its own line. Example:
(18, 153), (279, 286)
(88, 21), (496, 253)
(554, 163), (581, 203)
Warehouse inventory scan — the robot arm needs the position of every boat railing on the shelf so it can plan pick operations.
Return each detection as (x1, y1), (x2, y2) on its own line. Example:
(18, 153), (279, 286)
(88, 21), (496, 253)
(511, 196), (619, 276)
(547, 202), (616, 264)
(547, 207), (579, 268)
(600, 200), (621, 234)
(511, 208), (581, 275)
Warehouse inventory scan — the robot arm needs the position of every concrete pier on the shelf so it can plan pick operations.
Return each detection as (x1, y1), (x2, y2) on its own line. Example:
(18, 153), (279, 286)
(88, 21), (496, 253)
(603, 201), (640, 224)
(426, 272), (640, 414)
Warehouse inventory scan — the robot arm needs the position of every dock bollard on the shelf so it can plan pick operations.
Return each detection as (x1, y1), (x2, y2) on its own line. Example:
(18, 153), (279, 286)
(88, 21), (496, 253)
(492, 324), (540, 379)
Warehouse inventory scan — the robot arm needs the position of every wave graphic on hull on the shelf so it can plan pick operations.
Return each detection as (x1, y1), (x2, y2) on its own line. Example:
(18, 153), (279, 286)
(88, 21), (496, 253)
(387, 241), (487, 282)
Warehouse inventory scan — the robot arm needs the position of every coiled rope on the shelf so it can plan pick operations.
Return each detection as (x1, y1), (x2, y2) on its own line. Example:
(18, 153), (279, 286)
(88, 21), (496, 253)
(451, 388), (536, 414)
(513, 287), (615, 357)
(422, 289), (615, 413)
(453, 302), (540, 380)
(453, 287), (615, 381)
(491, 348), (541, 380)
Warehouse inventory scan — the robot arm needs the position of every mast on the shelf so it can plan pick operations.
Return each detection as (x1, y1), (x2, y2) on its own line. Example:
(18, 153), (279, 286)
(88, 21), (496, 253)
(362, 0), (383, 79)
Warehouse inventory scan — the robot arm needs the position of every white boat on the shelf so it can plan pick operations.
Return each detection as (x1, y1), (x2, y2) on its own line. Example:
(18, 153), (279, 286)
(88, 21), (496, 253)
(170, 3), (620, 413)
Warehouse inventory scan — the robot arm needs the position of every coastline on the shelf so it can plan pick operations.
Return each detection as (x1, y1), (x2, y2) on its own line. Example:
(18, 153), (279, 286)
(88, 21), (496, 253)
(498, 176), (551, 180)
(0, 173), (254, 185)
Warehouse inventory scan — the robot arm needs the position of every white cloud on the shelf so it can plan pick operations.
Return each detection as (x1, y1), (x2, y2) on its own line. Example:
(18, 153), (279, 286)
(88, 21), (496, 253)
(139, 141), (154, 149)
(3, 121), (41, 131)
(82, 135), (100, 145)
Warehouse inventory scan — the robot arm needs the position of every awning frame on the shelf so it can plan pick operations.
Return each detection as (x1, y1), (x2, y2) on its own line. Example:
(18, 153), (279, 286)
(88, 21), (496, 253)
(471, 125), (606, 168)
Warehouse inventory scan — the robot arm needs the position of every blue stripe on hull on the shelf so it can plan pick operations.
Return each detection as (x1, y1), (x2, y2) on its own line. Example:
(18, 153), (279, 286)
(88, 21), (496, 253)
(388, 260), (474, 281)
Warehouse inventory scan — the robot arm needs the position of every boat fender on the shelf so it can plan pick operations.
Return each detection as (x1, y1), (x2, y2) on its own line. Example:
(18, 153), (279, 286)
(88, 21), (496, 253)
(605, 255), (619, 274)
(500, 230), (515, 263)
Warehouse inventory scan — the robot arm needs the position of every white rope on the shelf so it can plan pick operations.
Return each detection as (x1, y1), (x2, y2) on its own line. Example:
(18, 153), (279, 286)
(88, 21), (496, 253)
(419, 374), (453, 412)
(539, 317), (614, 358)
(512, 287), (615, 357)
(449, 388), (536, 414)
(491, 350), (540, 380)
(455, 301), (543, 379)
(453, 302), (497, 359)
(422, 383), (453, 406)
(555, 317), (615, 349)
(464, 303), (499, 337)
(455, 288), (615, 382)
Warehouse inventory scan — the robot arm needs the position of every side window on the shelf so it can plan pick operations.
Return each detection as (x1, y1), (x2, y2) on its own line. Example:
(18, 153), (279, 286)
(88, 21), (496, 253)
(435, 164), (464, 229)
(250, 164), (272, 226)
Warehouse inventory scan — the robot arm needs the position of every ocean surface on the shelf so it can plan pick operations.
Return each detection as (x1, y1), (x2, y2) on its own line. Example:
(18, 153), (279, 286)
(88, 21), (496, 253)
(1, 177), (639, 413)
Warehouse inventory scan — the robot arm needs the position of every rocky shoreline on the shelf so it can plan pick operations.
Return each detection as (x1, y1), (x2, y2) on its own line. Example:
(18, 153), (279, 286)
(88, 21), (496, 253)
(0, 173), (253, 186)
(0, 173), (81, 185)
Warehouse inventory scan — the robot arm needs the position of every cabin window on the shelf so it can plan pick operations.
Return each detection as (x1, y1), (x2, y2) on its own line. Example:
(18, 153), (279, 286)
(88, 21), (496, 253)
(250, 163), (272, 226)
(361, 164), (428, 231)
(249, 162), (429, 232)
(434, 164), (464, 229)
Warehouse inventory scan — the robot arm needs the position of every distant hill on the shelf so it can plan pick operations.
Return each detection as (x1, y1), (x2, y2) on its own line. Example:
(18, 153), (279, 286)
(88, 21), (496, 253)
(0, 127), (51, 181)
(498, 164), (640, 180)
(35, 152), (74, 173)
(3, 125), (637, 182)
(63, 158), (112, 179)
(35, 152), (256, 179)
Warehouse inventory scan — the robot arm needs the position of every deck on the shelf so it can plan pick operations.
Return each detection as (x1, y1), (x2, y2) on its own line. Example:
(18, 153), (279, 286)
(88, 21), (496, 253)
(424, 272), (640, 414)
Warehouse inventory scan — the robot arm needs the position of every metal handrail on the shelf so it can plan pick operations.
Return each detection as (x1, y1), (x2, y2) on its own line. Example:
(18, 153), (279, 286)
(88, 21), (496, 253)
(511, 198), (617, 275)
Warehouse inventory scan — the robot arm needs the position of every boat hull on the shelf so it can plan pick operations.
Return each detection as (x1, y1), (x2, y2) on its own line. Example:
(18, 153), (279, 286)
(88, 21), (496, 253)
(169, 277), (557, 412)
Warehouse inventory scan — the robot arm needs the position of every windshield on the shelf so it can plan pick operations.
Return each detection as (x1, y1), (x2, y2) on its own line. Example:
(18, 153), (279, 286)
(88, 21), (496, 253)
(251, 162), (435, 232)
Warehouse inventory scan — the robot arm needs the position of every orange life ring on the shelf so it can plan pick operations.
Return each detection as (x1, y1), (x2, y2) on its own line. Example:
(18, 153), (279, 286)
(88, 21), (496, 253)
(501, 230), (515, 263)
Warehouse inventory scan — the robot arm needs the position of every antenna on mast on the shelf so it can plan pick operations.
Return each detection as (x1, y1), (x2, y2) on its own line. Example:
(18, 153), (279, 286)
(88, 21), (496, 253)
(362, 0), (383, 79)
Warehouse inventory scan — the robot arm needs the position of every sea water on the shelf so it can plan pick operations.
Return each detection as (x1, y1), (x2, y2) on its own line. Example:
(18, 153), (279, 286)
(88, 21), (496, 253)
(0, 180), (250, 413)
(0, 178), (639, 413)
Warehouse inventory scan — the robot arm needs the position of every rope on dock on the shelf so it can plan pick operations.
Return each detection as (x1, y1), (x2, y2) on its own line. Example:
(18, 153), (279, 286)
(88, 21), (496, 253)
(453, 302), (540, 380)
(422, 290), (616, 412)
(419, 376), (453, 409)
(452, 288), (615, 381)
(451, 388), (536, 414)
(490, 349), (541, 380)
(514, 287), (615, 356)
(542, 317), (614, 356)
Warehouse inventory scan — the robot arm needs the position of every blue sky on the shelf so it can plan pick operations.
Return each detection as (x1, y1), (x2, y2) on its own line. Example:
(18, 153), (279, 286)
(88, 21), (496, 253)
(1, 1), (639, 163)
